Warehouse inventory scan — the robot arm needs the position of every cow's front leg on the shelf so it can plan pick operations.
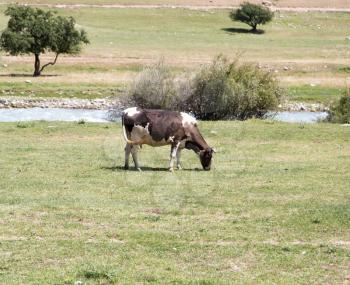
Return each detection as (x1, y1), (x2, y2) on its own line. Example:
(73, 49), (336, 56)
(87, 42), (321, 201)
(176, 148), (182, 170)
(131, 145), (141, 171)
(169, 141), (180, 171)
(124, 143), (132, 170)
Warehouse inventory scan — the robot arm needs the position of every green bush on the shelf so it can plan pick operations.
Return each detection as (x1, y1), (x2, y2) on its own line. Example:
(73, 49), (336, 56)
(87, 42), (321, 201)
(184, 57), (233, 120)
(185, 56), (283, 120)
(328, 91), (350, 123)
(127, 60), (180, 110)
(230, 2), (274, 32)
(126, 56), (283, 120)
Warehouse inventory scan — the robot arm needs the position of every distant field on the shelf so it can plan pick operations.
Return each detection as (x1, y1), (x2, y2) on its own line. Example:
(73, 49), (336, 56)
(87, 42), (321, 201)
(0, 120), (349, 284)
(0, 7), (349, 101)
(287, 85), (345, 103)
(0, 0), (349, 8)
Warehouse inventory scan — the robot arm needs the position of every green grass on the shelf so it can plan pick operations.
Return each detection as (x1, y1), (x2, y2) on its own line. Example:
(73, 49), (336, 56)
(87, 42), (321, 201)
(0, 82), (126, 99)
(0, 8), (349, 63)
(0, 121), (349, 284)
(287, 85), (345, 103)
(1, 8), (350, 103)
(55, 9), (350, 60)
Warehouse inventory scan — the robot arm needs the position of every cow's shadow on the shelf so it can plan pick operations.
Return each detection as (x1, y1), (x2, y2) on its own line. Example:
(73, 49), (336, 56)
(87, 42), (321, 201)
(101, 165), (202, 172)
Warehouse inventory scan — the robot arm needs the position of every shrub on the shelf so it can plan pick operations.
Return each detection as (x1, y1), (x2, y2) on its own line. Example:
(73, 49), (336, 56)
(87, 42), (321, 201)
(127, 60), (180, 110)
(185, 56), (283, 120)
(230, 2), (274, 32)
(328, 91), (350, 123)
(125, 56), (283, 120)
(184, 57), (233, 120)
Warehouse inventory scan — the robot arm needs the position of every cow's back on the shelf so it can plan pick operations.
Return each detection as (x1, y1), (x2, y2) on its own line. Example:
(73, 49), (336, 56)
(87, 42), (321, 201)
(143, 110), (185, 142)
(122, 108), (191, 146)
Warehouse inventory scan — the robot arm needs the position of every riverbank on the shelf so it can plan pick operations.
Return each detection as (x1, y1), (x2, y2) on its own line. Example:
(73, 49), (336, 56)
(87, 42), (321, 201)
(0, 96), (330, 112)
(0, 97), (122, 110)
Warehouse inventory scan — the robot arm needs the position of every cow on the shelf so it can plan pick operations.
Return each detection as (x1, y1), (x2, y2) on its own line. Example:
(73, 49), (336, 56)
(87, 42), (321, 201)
(121, 107), (215, 171)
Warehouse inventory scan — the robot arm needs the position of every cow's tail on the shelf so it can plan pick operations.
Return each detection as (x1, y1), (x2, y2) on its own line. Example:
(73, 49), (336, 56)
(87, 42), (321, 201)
(122, 114), (139, 145)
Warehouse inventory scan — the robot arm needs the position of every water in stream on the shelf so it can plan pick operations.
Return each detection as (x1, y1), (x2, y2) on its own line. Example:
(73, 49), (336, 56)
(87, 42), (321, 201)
(0, 108), (328, 123)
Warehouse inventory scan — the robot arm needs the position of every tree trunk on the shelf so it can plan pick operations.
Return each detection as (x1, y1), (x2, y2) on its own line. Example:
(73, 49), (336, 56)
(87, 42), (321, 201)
(39, 53), (59, 74)
(251, 24), (257, 32)
(33, 54), (41, 77)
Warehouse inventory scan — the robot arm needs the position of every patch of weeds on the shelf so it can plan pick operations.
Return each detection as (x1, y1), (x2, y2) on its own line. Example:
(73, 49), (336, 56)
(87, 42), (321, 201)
(337, 66), (350, 73)
(77, 119), (86, 125)
(282, 246), (291, 252)
(311, 218), (321, 224)
(141, 274), (157, 283)
(16, 122), (34, 128)
(172, 280), (219, 285)
(0, 265), (9, 274)
(16, 146), (34, 152)
(79, 263), (117, 283)
(170, 210), (181, 216)
(144, 215), (161, 222)
(323, 246), (337, 255)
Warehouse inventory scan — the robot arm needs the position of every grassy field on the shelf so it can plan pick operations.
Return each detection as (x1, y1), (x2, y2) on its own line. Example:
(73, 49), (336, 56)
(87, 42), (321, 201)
(0, 82), (125, 99)
(0, 0), (349, 8)
(287, 85), (345, 103)
(1, 7), (349, 103)
(0, 120), (349, 284)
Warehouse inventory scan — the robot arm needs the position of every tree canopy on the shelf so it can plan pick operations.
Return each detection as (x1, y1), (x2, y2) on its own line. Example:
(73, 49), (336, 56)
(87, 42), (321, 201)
(230, 2), (274, 32)
(0, 5), (89, 76)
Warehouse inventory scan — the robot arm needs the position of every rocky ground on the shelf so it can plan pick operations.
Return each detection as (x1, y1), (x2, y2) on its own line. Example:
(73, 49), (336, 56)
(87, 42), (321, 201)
(0, 96), (329, 112)
(0, 97), (121, 110)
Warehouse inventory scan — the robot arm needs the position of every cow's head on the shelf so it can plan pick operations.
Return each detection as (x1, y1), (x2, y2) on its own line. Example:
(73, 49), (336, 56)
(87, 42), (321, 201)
(199, 148), (215, 170)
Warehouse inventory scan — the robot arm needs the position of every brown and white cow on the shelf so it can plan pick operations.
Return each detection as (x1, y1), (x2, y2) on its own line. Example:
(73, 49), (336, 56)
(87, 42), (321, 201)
(122, 107), (215, 171)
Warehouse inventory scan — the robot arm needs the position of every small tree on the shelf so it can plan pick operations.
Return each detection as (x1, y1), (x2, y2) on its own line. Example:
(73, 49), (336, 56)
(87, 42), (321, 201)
(230, 2), (273, 32)
(0, 5), (89, 76)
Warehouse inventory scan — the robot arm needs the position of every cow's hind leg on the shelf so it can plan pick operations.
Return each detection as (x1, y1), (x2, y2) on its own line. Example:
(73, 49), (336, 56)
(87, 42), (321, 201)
(131, 145), (141, 171)
(124, 143), (132, 170)
(169, 141), (181, 171)
(176, 148), (182, 170)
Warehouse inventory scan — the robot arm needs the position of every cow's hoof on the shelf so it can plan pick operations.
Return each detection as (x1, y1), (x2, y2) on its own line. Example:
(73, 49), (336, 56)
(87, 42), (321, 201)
(124, 165), (129, 170)
(177, 165), (182, 170)
(169, 167), (174, 172)
(136, 167), (142, 172)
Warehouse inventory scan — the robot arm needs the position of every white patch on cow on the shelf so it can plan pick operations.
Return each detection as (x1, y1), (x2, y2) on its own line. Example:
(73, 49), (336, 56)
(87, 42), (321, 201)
(169, 136), (175, 142)
(130, 124), (147, 142)
(181, 112), (197, 127)
(128, 123), (169, 147)
(123, 107), (140, 117)
(144, 123), (150, 133)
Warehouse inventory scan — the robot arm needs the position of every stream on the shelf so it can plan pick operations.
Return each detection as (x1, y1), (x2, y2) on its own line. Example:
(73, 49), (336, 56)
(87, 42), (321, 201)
(0, 108), (328, 123)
